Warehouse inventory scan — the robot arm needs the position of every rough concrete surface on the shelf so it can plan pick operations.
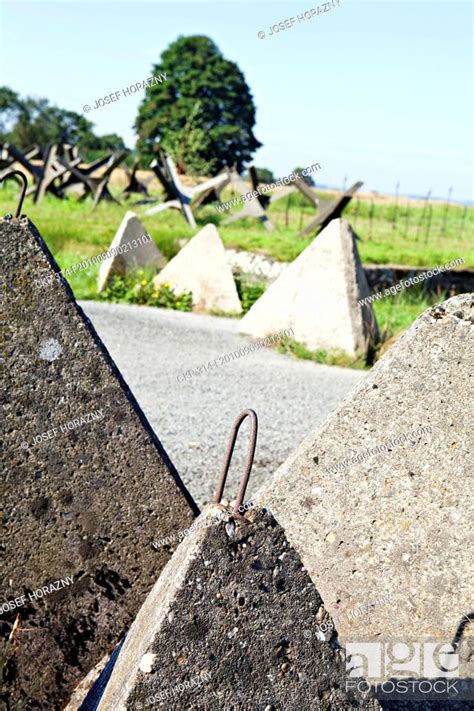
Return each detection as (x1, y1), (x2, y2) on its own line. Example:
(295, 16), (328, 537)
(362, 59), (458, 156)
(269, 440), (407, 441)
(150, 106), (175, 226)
(97, 505), (381, 711)
(65, 652), (110, 710)
(97, 211), (166, 292)
(153, 223), (242, 313)
(254, 295), (473, 666)
(226, 247), (286, 282)
(1, 216), (197, 709)
(239, 218), (378, 358)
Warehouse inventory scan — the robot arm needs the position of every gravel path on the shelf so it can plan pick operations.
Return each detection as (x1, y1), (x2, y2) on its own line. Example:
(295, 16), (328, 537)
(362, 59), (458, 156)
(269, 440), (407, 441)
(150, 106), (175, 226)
(80, 301), (367, 508)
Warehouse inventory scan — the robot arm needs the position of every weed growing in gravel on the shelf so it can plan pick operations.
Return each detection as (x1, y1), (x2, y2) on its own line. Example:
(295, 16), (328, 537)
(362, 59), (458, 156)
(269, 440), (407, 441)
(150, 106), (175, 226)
(278, 339), (369, 370)
(99, 270), (192, 311)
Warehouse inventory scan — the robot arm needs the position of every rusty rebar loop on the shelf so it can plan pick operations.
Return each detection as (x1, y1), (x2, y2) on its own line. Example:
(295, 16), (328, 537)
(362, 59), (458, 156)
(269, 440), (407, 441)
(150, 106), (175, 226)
(214, 409), (258, 514)
(0, 170), (28, 219)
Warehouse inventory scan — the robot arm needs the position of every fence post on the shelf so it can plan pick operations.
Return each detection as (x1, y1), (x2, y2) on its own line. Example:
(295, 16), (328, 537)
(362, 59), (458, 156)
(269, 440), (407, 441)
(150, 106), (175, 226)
(441, 186), (453, 236)
(424, 204), (433, 244)
(416, 189), (432, 240)
(404, 199), (410, 239)
(298, 202), (304, 232)
(285, 193), (292, 227)
(369, 194), (375, 240)
(460, 205), (468, 239)
(354, 195), (360, 228)
(392, 181), (400, 230)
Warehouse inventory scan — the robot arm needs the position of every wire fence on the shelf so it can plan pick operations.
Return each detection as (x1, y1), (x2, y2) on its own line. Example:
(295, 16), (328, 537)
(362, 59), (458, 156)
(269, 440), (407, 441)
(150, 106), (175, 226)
(269, 181), (472, 249)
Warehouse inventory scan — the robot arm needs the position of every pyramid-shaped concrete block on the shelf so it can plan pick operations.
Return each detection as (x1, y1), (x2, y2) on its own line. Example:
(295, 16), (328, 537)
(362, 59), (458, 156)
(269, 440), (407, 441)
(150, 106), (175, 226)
(97, 211), (166, 291)
(254, 295), (473, 657)
(96, 505), (380, 710)
(153, 223), (242, 314)
(1, 216), (198, 708)
(239, 218), (378, 358)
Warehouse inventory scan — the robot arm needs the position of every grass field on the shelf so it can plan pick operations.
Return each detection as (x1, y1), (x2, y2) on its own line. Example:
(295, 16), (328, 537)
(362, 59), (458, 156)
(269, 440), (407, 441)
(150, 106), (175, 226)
(1, 177), (472, 367)
(209, 186), (473, 267)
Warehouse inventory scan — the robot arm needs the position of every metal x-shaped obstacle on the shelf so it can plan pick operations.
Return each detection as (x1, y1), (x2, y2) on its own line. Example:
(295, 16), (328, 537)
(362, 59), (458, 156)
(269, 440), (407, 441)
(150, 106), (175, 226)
(269, 179), (320, 212)
(31, 144), (83, 204)
(300, 181), (364, 236)
(0, 144), (41, 182)
(144, 151), (228, 228)
(1, 143), (74, 203)
(192, 166), (230, 208)
(1, 143), (127, 208)
(58, 150), (128, 208)
(123, 158), (150, 197)
(221, 167), (275, 232)
(59, 150), (113, 192)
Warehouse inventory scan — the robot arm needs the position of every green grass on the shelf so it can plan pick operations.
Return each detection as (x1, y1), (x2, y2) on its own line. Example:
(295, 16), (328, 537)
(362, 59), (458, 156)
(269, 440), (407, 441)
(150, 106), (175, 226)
(373, 286), (440, 338)
(1, 181), (470, 369)
(210, 186), (474, 267)
(2, 182), (471, 271)
(278, 339), (369, 369)
(342, 196), (473, 267)
(234, 274), (267, 313)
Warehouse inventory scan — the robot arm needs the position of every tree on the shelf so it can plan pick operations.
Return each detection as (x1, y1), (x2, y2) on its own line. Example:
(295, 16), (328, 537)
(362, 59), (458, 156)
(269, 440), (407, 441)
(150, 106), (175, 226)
(0, 87), (23, 135)
(158, 99), (211, 175)
(293, 166), (315, 187)
(80, 132), (127, 157)
(243, 167), (275, 184)
(0, 86), (127, 160)
(77, 132), (128, 163)
(135, 35), (262, 174)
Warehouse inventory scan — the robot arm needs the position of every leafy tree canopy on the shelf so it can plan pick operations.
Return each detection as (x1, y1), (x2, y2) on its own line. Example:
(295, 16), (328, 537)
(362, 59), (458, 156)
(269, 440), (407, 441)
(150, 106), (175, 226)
(0, 86), (127, 160)
(135, 35), (262, 175)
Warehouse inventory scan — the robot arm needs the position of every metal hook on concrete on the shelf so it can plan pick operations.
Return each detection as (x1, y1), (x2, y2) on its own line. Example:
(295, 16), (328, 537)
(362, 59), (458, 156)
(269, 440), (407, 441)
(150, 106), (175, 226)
(0, 170), (28, 220)
(214, 409), (258, 514)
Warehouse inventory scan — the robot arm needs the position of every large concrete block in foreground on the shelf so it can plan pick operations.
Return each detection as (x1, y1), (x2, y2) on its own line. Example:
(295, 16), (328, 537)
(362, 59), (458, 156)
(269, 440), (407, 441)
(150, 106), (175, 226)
(254, 295), (473, 654)
(97, 505), (380, 710)
(153, 223), (242, 314)
(97, 211), (166, 292)
(239, 218), (378, 358)
(1, 216), (198, 709)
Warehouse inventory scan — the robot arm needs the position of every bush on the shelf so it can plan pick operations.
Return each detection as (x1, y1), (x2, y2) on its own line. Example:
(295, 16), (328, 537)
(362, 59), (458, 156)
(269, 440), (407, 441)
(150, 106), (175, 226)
(99, 270), (192, 311)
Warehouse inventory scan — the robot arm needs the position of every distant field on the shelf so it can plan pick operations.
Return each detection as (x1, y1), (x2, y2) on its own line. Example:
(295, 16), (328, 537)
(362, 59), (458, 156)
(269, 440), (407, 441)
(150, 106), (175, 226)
(1, 174), (472, 364)
(211, 185), (473, 267)
(1, 172), (471, 266)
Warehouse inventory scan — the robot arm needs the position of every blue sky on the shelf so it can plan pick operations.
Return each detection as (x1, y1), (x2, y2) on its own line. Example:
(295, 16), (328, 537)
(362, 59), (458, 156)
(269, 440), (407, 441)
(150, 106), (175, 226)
(1, 0), (472, 202)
